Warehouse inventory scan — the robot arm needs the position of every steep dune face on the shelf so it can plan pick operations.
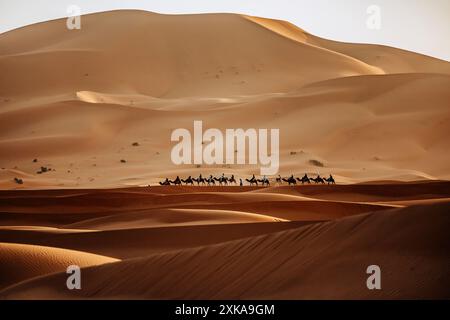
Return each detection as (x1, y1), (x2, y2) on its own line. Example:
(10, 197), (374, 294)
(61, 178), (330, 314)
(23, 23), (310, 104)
(244, 14), (450, 74)
(1, 201), (449, 299)
(0, 242), (118, 290)
(1, 10), (449, 189)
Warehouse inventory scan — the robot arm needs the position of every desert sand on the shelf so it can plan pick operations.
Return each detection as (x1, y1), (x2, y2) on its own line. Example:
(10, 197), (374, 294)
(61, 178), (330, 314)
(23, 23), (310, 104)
(0, 182), (449, 299)
(1, 10), (450, 188)
(0, 10), (449, 299)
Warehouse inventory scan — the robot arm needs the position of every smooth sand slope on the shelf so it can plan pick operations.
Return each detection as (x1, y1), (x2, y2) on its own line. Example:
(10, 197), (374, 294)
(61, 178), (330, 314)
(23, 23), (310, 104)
(0, 242), (118, 290)
(1, 10), (450, 189)
(1, 201), (449, 299)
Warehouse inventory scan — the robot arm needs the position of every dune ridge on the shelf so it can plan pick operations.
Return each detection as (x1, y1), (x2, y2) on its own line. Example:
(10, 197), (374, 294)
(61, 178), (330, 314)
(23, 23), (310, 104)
(1, 201), (449, 299)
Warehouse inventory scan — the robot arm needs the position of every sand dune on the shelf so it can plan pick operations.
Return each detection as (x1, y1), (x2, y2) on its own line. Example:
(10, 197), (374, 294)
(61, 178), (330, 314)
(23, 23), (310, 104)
(2, 201), (448, 299)
(0, 10), (449, 300)
(0, 242), (118, 291)
(0, 222), (311, 259)
(0, 10), (449, 188)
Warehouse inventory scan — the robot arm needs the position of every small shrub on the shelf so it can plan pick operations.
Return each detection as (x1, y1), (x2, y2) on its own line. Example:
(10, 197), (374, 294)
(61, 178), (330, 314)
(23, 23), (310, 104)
(309, 159), (324, 167)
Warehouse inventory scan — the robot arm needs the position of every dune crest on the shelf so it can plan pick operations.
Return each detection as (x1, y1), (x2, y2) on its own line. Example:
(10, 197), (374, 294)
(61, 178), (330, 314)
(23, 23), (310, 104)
(1, 201), (449, 299)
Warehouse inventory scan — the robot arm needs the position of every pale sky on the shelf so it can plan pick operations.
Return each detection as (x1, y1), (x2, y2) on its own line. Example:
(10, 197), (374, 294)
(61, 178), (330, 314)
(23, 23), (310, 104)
(0, 0), (449, 61)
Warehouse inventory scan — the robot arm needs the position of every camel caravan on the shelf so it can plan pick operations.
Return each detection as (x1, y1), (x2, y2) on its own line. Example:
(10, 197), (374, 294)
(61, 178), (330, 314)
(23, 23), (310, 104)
(159, 173), (335, 186)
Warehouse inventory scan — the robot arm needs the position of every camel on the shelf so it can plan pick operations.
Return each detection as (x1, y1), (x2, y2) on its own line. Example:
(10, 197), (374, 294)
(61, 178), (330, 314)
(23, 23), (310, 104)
(257, 176), (270, 187)
(282, 175), (297, 186)
(246, 174), (258, 186)
(228, 174), (237, 185)
(207, 175), (216, 186)
(214, 174), (228, 186)
(296, 174), (311, 184)
(275, 175), (282, 185)
(310, 175), (325, 184)
(193, 174), (206, 186)
(324, 174), (336, 185)
(181, 176), (195, 186)
(159, 178), (171, 186)
(172, 176), (182, 186)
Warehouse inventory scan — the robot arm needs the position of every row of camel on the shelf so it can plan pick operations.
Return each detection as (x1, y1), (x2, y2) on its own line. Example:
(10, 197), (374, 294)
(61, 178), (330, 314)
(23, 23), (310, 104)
(159, 174), (335, 186)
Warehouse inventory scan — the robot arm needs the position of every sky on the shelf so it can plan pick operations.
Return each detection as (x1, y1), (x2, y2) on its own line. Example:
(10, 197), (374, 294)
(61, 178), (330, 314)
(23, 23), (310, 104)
(0, 0), (449, 61)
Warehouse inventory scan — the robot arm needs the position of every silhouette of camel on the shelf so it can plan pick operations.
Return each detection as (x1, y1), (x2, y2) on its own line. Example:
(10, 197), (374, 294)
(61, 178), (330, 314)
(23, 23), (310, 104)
(324, 174), (336, 185)
(181, 176), (195, 185)
(275, 175), (282, 185)
(159, 178), (171, 186)
(193, 174), (206, 186)
(310, 175), (325, 184)
(172, 176), (182, 186)
(282, 175), (297, 185)
(246, 174), (258, 186)
(228, 174), (237, 185)
(207, 175), (216, 186)
(296, 174), (311, 184)
(257, 176), (270, 186)
(214, 174), (228, 186)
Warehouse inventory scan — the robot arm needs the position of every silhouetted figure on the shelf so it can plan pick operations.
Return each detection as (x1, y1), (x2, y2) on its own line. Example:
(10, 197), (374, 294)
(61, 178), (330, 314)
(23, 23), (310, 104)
(246, 174), (258, 186)
(324, 174), (335, 185)
(239, 178), (243, 186)
(207, 175), (216, 186)
(172, 176), (182, 185)
(159, 178), (171, 186)
(310, 175), (325, 184)
(194, 174), (206, 186)
(214, 175), (228, 185)
(276, 175), (282, 185)
(257, 175), (270, 186)
(282, 175), (297, 186)
(296, 174), (311, 184)
(182, 176), (195, 185)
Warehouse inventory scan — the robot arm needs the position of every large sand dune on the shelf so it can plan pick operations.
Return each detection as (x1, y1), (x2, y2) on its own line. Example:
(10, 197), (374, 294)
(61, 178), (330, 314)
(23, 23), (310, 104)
(0, 182), (449, 298)
(1, 10), (449, 189)
(1, 199), (449, 299)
